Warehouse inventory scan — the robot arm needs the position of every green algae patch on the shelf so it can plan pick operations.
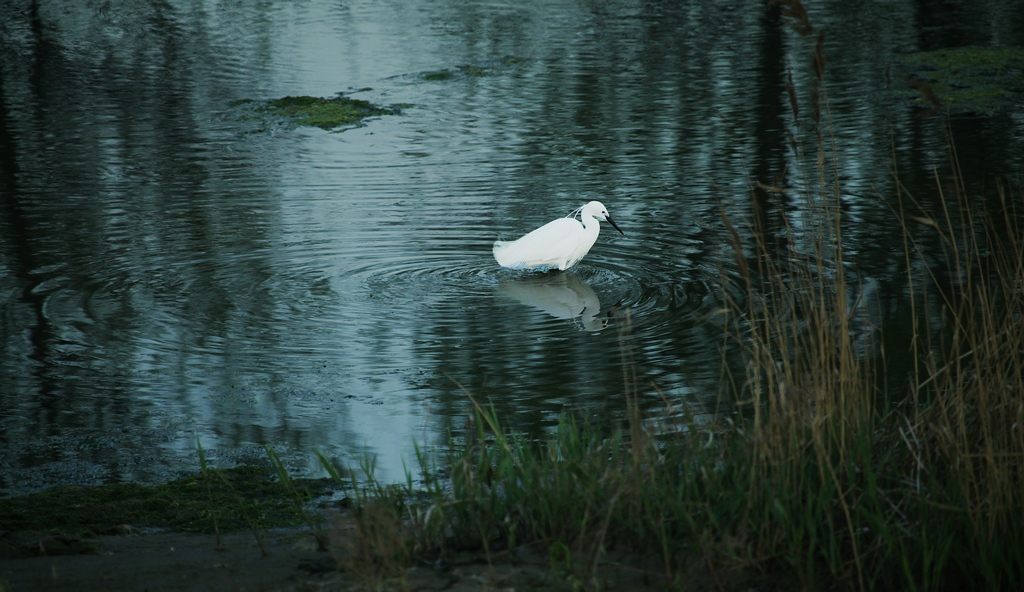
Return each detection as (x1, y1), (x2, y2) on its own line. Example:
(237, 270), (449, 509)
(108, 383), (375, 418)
(229, 94), (399, 131)
(262, 94), (398, 130)
(459, 65), (488, 77)
(423, 69), (455, 81)
(421, 65), (486, 81)
(896, 46), (1024, 115)
(420, 56), (524, 81)
(0, 466), (338, 536)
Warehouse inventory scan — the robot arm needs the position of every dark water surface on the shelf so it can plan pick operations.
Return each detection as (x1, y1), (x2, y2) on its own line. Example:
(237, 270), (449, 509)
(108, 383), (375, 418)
(1, 1), (1022, 494)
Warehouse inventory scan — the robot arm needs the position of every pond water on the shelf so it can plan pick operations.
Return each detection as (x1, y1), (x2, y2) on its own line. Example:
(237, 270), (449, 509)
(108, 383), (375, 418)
(1, 0), (1022, 495)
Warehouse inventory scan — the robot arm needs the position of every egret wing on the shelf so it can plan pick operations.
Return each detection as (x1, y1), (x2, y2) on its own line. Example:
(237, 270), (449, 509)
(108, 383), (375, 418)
(493, 218), (582, 269)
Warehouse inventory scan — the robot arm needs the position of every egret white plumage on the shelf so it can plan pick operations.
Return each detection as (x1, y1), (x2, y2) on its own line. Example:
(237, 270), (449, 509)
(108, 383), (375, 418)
(493, 201), (623, 270)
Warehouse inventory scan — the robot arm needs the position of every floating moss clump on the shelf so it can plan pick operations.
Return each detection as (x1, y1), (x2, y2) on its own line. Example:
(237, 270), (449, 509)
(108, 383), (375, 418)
(422, 65), (485, 81)
(423, 69), (454, 81)
(262, 94), (398, 130)
(421, 56), (524, 81)
(459, 65), (488, 77)
(0, 466), (337, 535)
(897, 46), (1024, 115)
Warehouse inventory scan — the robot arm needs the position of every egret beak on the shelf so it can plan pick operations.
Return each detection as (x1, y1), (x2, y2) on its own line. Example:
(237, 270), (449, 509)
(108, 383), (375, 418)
(606, 214), (624, 235)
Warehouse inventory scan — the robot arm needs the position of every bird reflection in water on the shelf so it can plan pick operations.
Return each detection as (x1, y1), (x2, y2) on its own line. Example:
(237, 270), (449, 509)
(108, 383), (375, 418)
(497, 271), (613, 332)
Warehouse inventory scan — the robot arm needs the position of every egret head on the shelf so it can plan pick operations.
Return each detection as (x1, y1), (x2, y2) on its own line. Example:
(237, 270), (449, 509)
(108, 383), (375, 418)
(583, 201), (624, 235)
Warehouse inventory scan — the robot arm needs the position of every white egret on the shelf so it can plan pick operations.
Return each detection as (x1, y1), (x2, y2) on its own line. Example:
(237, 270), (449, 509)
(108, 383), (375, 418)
(493, 201), (624, 270)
